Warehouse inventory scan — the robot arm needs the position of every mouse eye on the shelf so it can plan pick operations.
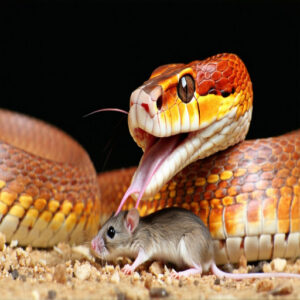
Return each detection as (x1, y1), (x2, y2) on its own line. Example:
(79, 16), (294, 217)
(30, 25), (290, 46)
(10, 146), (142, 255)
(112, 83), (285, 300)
(107, 226), (115, 239)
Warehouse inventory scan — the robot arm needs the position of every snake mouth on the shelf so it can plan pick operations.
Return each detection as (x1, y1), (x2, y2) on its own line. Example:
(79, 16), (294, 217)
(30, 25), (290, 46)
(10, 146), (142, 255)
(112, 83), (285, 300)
(115, 127), (198, 214)
(115, 105), (252, 215)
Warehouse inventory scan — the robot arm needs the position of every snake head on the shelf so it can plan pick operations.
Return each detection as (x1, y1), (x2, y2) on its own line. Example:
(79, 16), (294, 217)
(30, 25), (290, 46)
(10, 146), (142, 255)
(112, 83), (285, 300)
(117, 53), (253, 213)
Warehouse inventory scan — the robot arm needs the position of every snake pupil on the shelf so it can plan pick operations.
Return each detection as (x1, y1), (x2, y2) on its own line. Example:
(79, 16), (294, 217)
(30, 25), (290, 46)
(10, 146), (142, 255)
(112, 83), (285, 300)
(107, 226), (115, 239)
(178, 74), (195, 103)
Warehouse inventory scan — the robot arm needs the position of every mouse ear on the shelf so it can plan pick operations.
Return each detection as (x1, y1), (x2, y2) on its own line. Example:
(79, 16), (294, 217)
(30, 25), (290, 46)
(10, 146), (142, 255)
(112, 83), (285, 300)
(125, 208), (140, 233)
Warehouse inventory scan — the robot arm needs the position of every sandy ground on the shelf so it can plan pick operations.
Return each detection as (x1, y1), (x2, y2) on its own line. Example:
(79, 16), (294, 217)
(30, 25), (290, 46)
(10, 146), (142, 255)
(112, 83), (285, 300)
(1, 233), (300, 300)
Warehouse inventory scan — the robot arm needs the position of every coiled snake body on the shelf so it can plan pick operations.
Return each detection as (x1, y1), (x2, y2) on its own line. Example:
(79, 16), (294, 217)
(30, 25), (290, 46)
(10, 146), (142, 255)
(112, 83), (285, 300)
(0, 53), (299, 265)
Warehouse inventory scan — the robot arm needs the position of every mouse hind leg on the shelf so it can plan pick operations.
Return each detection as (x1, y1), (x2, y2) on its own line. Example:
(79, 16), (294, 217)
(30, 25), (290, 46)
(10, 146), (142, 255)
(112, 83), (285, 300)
(171, 238), (203, 278)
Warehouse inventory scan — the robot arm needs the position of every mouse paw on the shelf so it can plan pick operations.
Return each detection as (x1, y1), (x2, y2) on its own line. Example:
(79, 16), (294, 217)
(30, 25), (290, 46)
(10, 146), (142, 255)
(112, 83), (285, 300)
(122, 264), (135, 275)
(171, 268), (202, 278)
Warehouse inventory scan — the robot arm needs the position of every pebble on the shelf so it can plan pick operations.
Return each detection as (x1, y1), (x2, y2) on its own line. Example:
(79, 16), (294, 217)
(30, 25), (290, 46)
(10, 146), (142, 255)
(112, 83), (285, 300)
(133, 272), (141, 281)
(72, 245), (95, 261)
(110, 271), (120, 283)
(144, 274), (153, 289)
(53, 264), (67, 284)
(149, 287), (169, 298)
(74, 262), (92, 281)
(270, 258), (287, 272)
(11, 269), (19, 280)
(149, 261), (164, 276)
(116, 291), (126, 300)
(105, 264), (115, 273)
(10, 240), (18, 248)
(256, 279), (274, 293)
(270, 285), (293, 296)
(32, 290), (40, 300)
(248, 261), (265, 273)
(47, 290), (57, 300)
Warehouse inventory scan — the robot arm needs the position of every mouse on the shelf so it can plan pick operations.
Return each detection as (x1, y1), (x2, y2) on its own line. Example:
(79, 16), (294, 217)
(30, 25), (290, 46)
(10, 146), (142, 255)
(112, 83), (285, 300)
(91, 207), (300, 279)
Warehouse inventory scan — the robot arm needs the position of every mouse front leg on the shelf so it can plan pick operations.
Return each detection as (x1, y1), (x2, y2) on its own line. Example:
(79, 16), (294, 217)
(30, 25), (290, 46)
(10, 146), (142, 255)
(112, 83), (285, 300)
(122, 248), (149, 275)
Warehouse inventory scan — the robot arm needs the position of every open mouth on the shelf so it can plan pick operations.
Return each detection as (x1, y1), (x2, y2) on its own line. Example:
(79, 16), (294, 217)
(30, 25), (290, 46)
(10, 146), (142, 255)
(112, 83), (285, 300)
(115, 128), (194, 214)
(114, 103), (252, 215)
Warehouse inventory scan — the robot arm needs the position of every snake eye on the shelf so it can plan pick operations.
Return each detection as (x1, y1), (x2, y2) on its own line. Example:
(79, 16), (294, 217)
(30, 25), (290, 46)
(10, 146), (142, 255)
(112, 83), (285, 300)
(107, 226), (115, 239)
(177, 74), (195, 103)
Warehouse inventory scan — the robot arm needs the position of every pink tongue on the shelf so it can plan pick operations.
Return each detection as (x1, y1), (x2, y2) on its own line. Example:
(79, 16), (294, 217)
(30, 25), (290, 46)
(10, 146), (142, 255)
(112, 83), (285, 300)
(115, 135), (180, 215)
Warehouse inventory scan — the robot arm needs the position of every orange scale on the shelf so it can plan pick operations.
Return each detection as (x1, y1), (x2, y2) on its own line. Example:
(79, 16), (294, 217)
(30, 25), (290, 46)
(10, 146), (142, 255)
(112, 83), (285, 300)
(228, 186), (240, 197)
(215, 189), (227, 199)
(261, 171), (274, 180)
(255, 180), (269, 190)
(224, 204), (246, 236)
(247, 199), (261, 224)
(199, 208), (209, 226)
(277, 196), (292, 233)
(286, 176), (297, 187)
(290, 195), (300, 232)
(272, 177), (285, 189)
(285, 160), (295, 169)
(218, 180), (228, 188)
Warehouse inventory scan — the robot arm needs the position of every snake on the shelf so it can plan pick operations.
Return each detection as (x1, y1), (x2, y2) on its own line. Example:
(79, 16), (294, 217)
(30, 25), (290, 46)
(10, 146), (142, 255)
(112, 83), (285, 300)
(0, 53), (299, 265)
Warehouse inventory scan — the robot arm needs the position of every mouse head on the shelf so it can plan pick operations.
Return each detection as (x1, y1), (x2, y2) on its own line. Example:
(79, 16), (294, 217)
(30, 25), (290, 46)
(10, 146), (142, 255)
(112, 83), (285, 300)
(91, 208), (140, 259)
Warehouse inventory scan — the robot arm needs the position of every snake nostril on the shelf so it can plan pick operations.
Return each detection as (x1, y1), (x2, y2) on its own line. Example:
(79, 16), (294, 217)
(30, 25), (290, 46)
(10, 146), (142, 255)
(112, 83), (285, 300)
(156, 96), (163, 111)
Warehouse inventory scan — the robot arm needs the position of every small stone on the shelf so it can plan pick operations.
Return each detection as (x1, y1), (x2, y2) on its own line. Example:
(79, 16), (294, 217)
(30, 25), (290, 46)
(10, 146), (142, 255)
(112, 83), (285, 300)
(74, 262), (91, 281)
(11, 269), (19, 280)
(116, 291), (126, 300)
(178, 279), (184, 287)
(270, 285), (293, 296)
(32, 290), (40, 300)
(256, 279), (274, 293)
(248, 261), (265, 273)
(133, 272), (140, 281)
(149, 287), (169, 298)
(149, 261), (164, 277)
(47, 290), (57, 300)
(144, 274), (152, 289)
(194, 280), (200, 286)
(110, 271), (120, 283)
(53, 264), (67, 284)
(0, 232), (6, 251)
(72, 245), (95, 261)
(270, 258), (287, 272)
(10, 240), (18, 248)
(53, 246), (63, 256)
(105, 264), (115, 273)
(39, 259), (47, 266)
(221, 263), (235, 273)
(20, 274), (27, 282)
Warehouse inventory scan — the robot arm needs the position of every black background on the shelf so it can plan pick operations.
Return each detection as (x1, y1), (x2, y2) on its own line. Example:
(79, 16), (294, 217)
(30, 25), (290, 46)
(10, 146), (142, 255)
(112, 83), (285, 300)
(1, 1), (299, 172)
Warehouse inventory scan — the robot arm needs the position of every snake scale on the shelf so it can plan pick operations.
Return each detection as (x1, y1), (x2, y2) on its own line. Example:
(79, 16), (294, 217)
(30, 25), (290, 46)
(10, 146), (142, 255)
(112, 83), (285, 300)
(0, 53), (299, 265)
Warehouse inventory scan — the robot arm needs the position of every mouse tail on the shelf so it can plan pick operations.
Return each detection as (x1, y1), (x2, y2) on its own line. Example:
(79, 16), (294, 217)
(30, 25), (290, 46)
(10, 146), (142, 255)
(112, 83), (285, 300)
(211, 262), (300, 279)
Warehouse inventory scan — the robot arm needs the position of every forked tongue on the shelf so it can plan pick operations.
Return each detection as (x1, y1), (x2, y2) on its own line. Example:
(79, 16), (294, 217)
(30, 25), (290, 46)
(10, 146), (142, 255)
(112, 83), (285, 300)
(115, 135), (181, 215)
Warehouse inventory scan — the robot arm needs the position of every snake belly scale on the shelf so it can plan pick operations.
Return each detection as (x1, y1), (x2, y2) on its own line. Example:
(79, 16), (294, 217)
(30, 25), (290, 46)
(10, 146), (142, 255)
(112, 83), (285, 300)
(0, 53), (299, 265)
